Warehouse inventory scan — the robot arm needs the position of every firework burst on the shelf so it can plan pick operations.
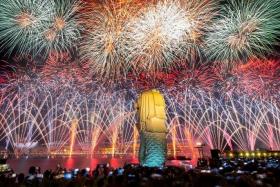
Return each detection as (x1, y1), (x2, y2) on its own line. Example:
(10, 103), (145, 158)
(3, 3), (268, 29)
(39, 0), (83, 58)
(0, 0), (53, 56)
(231, 59), (280, 99)
(0, 0), (82, 58)
(41, 53), (92, 88)
(205, 0), (280, 71)
(80, 1), (143, 80)
(121, 0), (217, 73)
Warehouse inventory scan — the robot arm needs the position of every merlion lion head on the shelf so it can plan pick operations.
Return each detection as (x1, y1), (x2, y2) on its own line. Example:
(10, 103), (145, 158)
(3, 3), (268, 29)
(135, 89), (167, 133)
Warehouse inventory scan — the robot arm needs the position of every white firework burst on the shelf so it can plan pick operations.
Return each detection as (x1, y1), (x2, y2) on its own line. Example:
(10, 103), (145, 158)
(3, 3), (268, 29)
(121, 0), (217, 73)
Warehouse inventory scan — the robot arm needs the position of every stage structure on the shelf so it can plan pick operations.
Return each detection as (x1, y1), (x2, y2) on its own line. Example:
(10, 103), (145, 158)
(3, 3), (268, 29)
(135, 89), (167, 167)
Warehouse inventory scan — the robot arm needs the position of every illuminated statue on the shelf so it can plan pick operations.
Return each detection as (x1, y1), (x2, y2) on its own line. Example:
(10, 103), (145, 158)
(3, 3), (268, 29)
(135, 89), (167, 167)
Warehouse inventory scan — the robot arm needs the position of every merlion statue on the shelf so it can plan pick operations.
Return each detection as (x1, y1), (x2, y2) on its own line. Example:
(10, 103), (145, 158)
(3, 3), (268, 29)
(135, 89), (167, 167)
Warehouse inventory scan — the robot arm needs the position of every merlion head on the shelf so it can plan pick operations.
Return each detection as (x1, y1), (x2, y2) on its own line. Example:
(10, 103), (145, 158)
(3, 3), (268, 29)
(135, 89), (167, 133)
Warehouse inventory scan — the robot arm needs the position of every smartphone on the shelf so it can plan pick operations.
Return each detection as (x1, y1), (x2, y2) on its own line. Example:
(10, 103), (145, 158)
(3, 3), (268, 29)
(74, 169), (79, 175)
(128, 174), (135, 178)
(117, 168), (124, 175)
(64, 172), (72, 180)
(37, 174), (43, 179)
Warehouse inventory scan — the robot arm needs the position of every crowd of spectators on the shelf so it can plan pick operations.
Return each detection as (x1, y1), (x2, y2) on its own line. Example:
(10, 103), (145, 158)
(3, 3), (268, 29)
(0, 158), (279, 187)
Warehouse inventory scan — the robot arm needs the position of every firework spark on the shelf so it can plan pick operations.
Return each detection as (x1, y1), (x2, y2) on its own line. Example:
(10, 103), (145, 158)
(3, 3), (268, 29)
(121, 0), (217, 73)
(80, 1), (141, 79)
(205, 0), (280, 71)
(0, 0), (53, 56)
(231, 59), (280, 99)
(1, 77), (280, 156)
(38, 0), (83, 57)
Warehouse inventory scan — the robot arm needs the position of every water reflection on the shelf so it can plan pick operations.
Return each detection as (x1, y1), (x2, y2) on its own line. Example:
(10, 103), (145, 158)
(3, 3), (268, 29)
(7, 157), (137, 174)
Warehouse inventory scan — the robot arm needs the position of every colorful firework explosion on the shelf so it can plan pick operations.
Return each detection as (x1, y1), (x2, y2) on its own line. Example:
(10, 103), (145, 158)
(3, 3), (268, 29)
(80, 1), (141, 79)
(205, 0), (280, 70)
(39, 0), (83, 57)
(0, 0), (83, 58)
(0, 0), (280, 156)
(0, 0), (53, 56)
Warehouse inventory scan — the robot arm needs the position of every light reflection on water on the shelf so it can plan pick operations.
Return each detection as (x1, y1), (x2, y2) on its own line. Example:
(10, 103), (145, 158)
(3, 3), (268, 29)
(7, 157), (139, 174)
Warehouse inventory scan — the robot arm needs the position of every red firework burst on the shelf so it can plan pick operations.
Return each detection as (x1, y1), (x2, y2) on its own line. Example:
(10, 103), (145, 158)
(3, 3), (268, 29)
(232, 59), (280, 99)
